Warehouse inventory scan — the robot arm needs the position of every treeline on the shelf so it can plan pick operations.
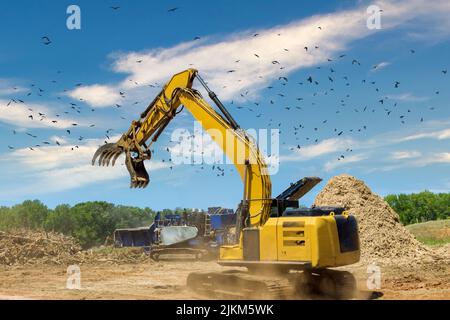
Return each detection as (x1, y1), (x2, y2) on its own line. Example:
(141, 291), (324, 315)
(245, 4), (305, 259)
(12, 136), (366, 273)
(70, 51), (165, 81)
(385, 191), (450, 225)
(1, 192), (448, 248)
(0, 200), (193, 248)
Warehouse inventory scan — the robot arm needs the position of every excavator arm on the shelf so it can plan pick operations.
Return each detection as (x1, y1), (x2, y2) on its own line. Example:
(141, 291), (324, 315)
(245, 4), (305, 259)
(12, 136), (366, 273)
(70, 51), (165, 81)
(92, 69), (272, 227)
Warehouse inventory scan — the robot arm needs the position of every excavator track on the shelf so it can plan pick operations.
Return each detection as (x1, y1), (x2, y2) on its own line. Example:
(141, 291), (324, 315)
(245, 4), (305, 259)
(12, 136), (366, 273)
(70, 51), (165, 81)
(150, 248), (212, 261)
(187, 270), (294, 299)
(300, 269), (357, 300)
(187, 269), (357, 300)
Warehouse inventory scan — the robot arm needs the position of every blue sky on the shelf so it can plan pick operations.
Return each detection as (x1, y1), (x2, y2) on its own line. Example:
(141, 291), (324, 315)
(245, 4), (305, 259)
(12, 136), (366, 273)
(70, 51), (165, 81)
(0, 0), (449, 210)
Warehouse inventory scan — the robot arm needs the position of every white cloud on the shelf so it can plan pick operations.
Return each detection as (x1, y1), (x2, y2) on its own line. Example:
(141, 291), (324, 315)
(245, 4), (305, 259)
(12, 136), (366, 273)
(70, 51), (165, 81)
(28, 160), (170, 194)
(279, 119), (450, 173)
(66, 0), (450, 108)
(7, 139), (102, 171)
(414, 152), (450, 166)
(324, 154), (368, 171)
(49, 135), (68, 144)
(2, 136), (170, 194)
(0, 99), (79, 129)
(386, 93), (430, 102)
(281, 137), (356, 162)
(0, 79), (26, 96)
(169, 126), (226, 164)
(68, 84), (122, 108)
(398, 128), (450, 142)
(371, 61), (390, 72)
(369, 152), (450, 172)
(390, 150), (422, 160)
(168, 123), (280, 173)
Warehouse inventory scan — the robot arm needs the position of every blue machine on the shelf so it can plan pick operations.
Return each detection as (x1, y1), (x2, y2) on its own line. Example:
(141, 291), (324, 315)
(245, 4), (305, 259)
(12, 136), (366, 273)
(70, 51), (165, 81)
(210, 213), (236, 230)
(113, 209), (236, 260)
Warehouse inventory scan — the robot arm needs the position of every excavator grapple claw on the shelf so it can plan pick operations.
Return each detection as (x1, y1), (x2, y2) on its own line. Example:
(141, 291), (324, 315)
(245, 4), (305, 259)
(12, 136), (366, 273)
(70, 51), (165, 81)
(91, 143), (123, 167)
(92, 143), (150, 189)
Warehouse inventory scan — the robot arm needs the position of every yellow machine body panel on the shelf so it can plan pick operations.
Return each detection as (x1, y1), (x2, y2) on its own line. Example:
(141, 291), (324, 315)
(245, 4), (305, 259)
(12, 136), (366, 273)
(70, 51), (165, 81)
(220, 244), (244, 261)
(220, 214), (360, 269)
(259, 218), (279, 261)
(275, 217), (310, 262)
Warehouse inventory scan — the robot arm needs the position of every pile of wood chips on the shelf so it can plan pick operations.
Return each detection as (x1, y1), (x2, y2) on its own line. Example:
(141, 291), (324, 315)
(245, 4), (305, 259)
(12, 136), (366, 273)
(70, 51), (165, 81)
(314, 174), (445, 265)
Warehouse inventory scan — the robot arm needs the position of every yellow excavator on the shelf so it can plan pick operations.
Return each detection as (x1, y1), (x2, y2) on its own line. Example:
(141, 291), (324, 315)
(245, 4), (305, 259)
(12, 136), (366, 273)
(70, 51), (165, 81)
(92, 69), (360, 299)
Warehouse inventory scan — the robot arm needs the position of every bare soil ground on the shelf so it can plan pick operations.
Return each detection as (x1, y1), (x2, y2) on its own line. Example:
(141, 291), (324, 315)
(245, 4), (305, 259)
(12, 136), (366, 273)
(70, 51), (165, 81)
(0, 258), (449, 300)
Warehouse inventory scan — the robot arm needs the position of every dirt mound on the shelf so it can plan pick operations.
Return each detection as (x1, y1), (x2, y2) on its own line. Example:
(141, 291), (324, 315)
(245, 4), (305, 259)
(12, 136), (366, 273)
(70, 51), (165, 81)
(0, 230), (81, 266)
(0, 230), (154, 266)
(434, 244), (450, 259)
(314, 174), (439, 264)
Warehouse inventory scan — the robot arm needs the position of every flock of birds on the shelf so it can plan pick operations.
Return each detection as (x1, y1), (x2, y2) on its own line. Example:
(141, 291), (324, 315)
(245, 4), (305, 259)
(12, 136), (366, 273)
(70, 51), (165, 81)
(2, 5), (448, 179)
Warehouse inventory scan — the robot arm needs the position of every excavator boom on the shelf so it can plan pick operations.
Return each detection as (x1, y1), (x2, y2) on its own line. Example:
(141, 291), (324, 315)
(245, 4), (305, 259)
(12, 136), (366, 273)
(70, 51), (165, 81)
(92, 69), (272, 227)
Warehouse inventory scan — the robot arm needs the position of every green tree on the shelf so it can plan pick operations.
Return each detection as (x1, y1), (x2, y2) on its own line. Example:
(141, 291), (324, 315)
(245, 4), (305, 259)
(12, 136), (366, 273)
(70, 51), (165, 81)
(70, 201), (115, 248)
(44, 204), (76, 234)
(0, 206), (15, 230)
(385, 191), (450, 225)
(10, 200), (49, 230)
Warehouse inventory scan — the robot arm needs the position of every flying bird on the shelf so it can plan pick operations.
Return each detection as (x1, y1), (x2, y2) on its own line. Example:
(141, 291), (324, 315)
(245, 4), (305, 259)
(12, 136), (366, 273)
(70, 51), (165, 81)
(41, 36), (51, 45)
